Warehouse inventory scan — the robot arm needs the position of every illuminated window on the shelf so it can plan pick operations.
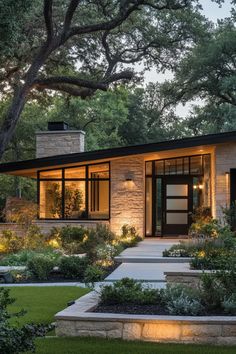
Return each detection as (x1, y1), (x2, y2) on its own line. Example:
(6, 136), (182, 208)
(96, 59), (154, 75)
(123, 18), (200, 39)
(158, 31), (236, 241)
(38, 163), (110, 220)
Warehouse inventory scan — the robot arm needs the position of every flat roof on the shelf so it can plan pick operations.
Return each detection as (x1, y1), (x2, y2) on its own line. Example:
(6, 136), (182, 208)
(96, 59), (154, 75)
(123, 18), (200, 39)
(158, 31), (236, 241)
(1, 130), (236, 175)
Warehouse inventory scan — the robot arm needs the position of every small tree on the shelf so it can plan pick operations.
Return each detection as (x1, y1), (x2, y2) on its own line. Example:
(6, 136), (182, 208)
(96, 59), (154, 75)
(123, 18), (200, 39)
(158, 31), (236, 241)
(0, 287), (51, 354)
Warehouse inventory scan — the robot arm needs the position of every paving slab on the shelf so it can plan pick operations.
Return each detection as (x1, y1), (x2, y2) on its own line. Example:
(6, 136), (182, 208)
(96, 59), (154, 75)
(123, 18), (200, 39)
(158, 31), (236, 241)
(119, 238), (180, 259)
(105, 262), (190, 282)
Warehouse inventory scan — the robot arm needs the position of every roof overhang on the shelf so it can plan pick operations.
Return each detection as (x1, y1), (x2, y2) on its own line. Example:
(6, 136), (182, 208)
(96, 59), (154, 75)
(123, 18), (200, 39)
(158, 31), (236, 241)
(1, 130), (236, 178)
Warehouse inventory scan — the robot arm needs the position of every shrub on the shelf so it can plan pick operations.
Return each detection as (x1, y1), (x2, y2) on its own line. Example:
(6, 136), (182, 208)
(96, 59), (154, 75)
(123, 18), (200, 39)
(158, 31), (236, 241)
(0, 249), (62, 267)
(0, 287), (51, 354)
(10, 269), (31, 283)
(189, 219), (220, 239)
(55, 226), (88, 254)
(4, 201), (38, 230)
(162, 284), (203, 316)
(84, 265), (105, 283)
(223, 293), (236, 315)
(95, 244), (117, 267)
(191, 206), (212, 223)
(59, 256), (89, 279)
(119, 224), (142, 248)
(24, 225), (47, 250)
(0, 230), (24, 254)
(27, 255), (55, 280)
(0, 250), (35, 266)
(84, 225), (116, 255)
(199, 267), (236, 312)
(163, 244), (192, 257)
(100, 278), (160, 305)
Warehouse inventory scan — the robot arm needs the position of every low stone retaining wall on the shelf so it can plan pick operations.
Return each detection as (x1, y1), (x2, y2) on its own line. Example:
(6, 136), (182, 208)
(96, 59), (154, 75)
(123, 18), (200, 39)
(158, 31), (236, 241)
(35, 220), (109, 234)
(165, 270), (212, 288)
(0, 220), (109, 237)
(55, 292), (236, 345)
(0, 223), (25, 236)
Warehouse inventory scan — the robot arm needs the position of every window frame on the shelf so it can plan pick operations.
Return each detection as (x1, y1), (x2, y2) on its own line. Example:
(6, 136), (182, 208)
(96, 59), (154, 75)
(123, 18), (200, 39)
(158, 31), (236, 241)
(145, 154), (212, 237)
(37, 161), (110, 221)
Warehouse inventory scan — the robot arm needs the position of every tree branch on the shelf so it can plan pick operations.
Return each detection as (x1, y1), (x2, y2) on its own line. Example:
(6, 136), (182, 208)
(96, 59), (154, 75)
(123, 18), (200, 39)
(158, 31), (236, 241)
(34, 76), (108, 90)
(66, 1), (142, 40)
(35, 82), (95, 98)
(44, 0), (54, 41)
(34, 70), (134, 90)
(63, 0), (81, 36)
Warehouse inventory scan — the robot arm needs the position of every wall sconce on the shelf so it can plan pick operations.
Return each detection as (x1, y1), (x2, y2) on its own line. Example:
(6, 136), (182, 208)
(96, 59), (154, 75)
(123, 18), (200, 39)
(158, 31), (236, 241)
(193, 184), (204, 190)
(124, 172), (135, 190)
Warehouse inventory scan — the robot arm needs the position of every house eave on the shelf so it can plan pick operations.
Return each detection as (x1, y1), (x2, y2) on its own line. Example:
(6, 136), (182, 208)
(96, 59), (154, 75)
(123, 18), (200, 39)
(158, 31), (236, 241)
(1, 130), (236, 177)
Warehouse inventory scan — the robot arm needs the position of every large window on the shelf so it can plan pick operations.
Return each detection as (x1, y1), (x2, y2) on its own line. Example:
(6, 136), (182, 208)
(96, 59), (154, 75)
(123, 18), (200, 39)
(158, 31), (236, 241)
(38, 163), (110, 220)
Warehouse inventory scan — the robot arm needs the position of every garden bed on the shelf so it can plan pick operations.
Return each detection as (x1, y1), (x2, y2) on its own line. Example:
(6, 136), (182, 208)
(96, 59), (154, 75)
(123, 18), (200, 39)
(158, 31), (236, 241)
(93, 303), (232, 317)
(55, 291), (236, 345)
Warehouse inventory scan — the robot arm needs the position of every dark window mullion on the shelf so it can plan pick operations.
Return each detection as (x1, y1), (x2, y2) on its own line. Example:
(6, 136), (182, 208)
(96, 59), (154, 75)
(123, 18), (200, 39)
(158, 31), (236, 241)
(62, 169), (65, 219)
(85, 165), (89, 218)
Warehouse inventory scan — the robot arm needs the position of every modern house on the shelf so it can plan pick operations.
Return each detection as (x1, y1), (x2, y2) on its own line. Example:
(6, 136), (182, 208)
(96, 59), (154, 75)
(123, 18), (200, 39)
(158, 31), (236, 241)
(0, 122), (236, 237)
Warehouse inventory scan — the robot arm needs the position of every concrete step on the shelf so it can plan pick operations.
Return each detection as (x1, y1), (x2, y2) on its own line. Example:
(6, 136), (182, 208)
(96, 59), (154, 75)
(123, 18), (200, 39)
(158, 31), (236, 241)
(115, 256), (192, 264)
(105, 262), (190, 283)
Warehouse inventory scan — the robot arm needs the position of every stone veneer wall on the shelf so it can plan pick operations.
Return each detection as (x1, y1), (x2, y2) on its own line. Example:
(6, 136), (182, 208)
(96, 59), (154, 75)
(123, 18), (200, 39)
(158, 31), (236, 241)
(214, 142), (236, 220)
(55, 292), (236, 345)
(36, 130), (85, 158)
(34, 220), (109, 235)
(110, 156), (145, 236)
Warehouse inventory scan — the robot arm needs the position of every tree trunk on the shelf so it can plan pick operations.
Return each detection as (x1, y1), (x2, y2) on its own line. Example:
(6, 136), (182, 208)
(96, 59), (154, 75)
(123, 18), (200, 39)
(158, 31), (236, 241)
(0, 43), (54, 159)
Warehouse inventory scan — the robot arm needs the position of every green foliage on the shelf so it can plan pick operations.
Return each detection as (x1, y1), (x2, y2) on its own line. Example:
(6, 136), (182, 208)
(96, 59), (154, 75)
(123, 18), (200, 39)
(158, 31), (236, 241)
(83, 225), (117, 259)
(221, 203), (236, 229)
(84, 265), (105, 284)
(51, 226), (87, 255)
(100, 278), (160, 306)
(162, 284), (203, 316)
(119, 224), (142, 248)
(24, 225), (46, 250)
(0, 230), (24, 254)
(163, 244), (191, 257)
(59, 256), (89, 280)
(99, 271), (236, 315)
(189, 219), (220, 239)
(223, 293), (236, 315)
(27, 255), (55, 281)
(200, 266), (236, 313)
(95, 244), (118, 267)
(191, 206), (212, 223)
(0, 249), (62, 266)
(0, 287), (51, 353)
(164, 223), (236, 271)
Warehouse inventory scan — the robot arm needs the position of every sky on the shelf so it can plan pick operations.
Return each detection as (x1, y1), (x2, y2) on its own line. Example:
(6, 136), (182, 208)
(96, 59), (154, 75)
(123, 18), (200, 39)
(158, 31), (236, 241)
(142, 0), (233, 117)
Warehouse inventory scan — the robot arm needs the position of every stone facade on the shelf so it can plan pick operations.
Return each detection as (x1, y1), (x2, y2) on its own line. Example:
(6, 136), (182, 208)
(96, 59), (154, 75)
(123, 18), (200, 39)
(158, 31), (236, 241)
(36, 130), (85, 158)
(55, 291), (236, 345)
(110, 155), (145, 236)
(34, 220), (109, 235)
(214, 142), (236, 219)
(165, 271), (211, 289)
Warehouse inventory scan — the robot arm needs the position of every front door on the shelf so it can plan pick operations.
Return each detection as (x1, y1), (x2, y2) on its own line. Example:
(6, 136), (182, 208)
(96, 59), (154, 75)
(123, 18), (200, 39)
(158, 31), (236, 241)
(162, 176), (193, 235)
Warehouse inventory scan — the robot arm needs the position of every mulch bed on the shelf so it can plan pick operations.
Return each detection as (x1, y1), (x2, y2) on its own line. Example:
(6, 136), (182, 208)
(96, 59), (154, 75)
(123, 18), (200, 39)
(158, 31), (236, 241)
(94, 304), (169, 315)
(93, 304), (230, 316)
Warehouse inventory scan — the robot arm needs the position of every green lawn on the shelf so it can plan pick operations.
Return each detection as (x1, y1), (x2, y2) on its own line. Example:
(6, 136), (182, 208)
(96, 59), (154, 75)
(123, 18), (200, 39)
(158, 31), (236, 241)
(32, 337), (236, 354)
(7, 286), (88, 326)
(4, 286), (236, 354)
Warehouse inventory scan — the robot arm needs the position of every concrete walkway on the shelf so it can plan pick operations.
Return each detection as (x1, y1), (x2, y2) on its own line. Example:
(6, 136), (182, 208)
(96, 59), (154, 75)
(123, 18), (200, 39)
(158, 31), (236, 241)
(106, 238), (190, 283)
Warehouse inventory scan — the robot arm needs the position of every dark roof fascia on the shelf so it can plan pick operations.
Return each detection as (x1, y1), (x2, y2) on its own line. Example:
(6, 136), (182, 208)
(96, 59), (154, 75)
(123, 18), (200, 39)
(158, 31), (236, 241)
(1, 130), (236, 173)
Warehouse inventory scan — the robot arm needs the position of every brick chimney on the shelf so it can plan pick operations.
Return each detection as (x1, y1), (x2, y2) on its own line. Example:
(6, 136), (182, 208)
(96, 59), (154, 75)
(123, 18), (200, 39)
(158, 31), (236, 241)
(36, 122), (85, 158)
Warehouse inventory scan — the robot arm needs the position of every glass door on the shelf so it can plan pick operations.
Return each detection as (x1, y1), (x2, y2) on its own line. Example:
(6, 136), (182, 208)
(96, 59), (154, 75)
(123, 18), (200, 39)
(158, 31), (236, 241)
(162, 176), (193, 235)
